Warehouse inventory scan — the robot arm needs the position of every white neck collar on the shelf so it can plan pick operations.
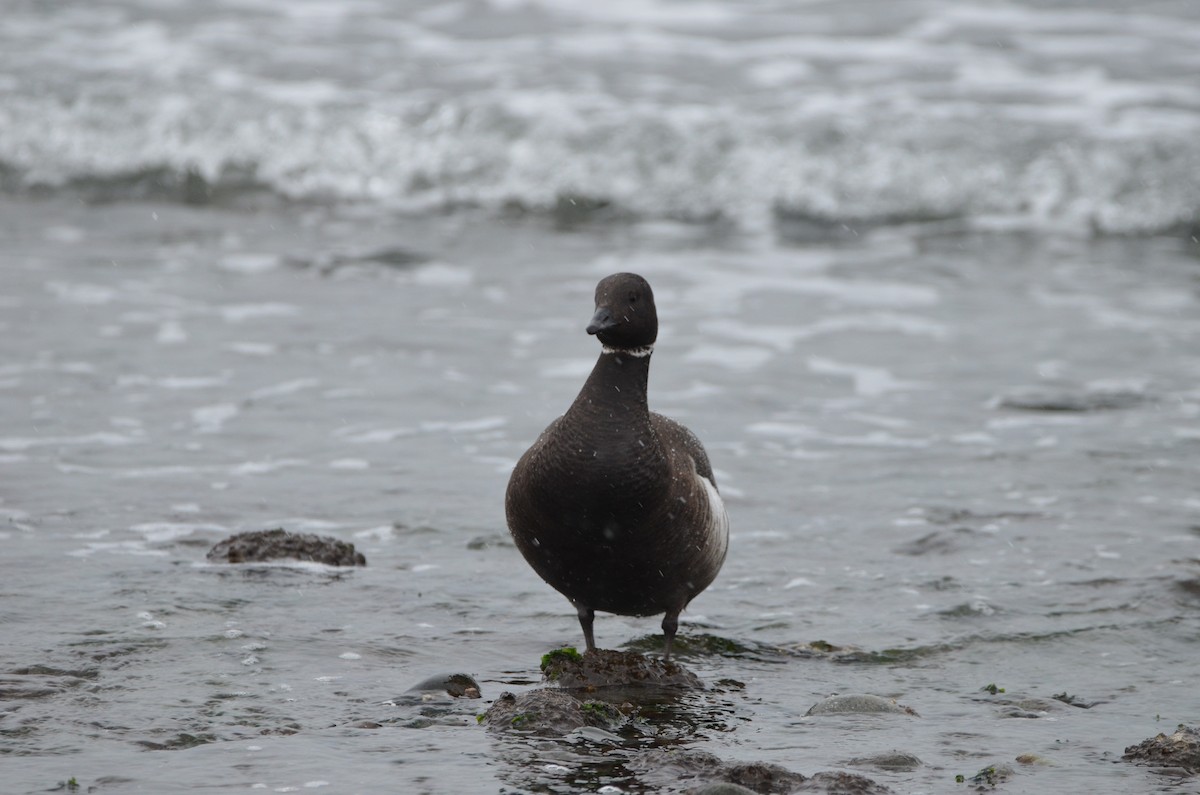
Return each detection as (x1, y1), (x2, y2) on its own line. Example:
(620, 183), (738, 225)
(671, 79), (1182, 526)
(601, 345), (653, 358)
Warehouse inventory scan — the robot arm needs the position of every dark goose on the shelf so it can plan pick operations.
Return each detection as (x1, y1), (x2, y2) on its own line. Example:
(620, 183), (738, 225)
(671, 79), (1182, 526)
(505, 272), (729, 658)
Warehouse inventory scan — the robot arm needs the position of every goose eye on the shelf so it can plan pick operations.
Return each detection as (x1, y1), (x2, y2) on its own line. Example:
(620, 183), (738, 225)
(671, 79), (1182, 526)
(628, 292), (638, 304)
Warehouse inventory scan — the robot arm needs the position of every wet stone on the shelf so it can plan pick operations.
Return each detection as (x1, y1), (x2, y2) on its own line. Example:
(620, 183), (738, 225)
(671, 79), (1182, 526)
(992, 387), (1145, 412)
(892, 529), (973, 556)
(994, 697), (1058, 718)
(634, 749), (892, 794)
(465, 534), (513, 550)
(403, 673), (482, 700)
(481, 689), (626, 736)
(844, 751), (923, 772)
(1050, 692), (1097, 709)
(800, 771), (895, 794)
(634, 749), (807, 794)
(691, 783), (759, 795)
(963, 764), (1014, 788)
(206, 528), (366, 566)
(540, 648), (703, 691)
(806, 694), (919, 717)
(1122, 724), (1200, 775)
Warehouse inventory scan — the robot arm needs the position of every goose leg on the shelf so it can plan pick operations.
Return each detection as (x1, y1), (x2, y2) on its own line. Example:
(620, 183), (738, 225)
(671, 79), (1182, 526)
(575, 604), (596, 652)
(661, 610), (680, 660)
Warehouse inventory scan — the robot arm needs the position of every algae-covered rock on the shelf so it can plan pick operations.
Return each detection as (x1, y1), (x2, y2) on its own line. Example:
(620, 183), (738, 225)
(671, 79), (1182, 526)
(1123, 724), (1200, 775)
(481, 689), (625, 736)
(540, 648), (703, 691)
(806, 694), (919, 717)
(206, 528), (366, 566)
(960, 764), (1014, 788)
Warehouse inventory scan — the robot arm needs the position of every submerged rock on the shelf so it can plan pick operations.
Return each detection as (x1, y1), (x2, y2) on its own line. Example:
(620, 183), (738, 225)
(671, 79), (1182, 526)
(992, 387), (1144, 412)
(540, 648), (703, 691)
(1123, 724), (1200, 775)
(844, 751), (923, 772)
(806, 694), (919, 717)
(632, 749), (892, 794)
(206, 528), (366, 566)
(691, 784), (759, 795)
(403, 673), (481, 700)
(961, 764), (1014, 787)
(635, 749), (807, 793)
(481, 689), (626, 736)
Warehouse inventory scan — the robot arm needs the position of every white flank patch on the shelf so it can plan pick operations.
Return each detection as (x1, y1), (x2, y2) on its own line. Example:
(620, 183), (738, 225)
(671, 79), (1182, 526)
(698, 472), (731, 566)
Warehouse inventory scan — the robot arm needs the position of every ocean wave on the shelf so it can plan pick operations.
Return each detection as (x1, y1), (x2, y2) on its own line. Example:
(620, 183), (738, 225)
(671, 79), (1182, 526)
(2, 0), (1199, 235)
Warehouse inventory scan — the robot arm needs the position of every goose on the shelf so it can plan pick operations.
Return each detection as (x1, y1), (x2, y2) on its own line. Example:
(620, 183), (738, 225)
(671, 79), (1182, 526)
(505, 272), (729, 658)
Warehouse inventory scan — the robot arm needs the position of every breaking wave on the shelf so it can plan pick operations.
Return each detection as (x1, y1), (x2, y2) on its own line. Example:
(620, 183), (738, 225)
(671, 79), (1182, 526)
(2, 0), (1198, 235)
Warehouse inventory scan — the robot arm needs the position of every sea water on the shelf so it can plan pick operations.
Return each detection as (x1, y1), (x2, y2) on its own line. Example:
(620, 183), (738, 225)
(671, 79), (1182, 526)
(2, 1), (1199, 793)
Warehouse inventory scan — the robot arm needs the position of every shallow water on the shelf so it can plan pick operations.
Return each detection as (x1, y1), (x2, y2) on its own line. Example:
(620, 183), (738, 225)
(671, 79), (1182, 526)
(3, 196), (1199, 793)
(3, 1), (1200, 793)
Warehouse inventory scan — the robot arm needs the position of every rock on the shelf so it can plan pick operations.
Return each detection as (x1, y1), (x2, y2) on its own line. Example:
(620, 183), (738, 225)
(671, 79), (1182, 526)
(634, 749), (891, 794)
(844, 751), (923, 772)
(800, 771), (894, 794)
(806, 694), (919, 717)
(960, 764), (1014, 787)
(1050, 691), (1098, 709)
(540, 647), (703, 691)
(892, 529), (973, 556)
(1123, 724), (1200, 775)
(206, 528), (366, 566)
(690, 784), (760, 795)
(633, 749), (808, 794)
(481, 689), (625, 736)
(992, 387), (1144, 412)
(993, 697), (1058, 718)
(403, 673), (481, 700)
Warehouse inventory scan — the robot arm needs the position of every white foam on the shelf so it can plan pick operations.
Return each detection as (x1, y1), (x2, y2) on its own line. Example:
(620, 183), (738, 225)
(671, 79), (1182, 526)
(219, 303), (299, 323)
(249, 378), (320, 400)
(45, 281), (117, 305)
(219, 253), (280, 274)
(156, 321), (188, 344)
(684, 345), (773, 371)
(0, 432), (138, 452)
(120, 374), (228, 390)
(229, 459), (307, 476)
(68, 541), (167, 558)
(228, 342), (278, 356)
(411, 263), (473, 287)
(420, 416), (507, 433)
(539, 359), (596, 379)
(807, 357), (923, 397)
(336, 427), (415, 443)
(116, 465), (211, 479)
(193, 403), (239, 433)
(130, 522), (228, 542)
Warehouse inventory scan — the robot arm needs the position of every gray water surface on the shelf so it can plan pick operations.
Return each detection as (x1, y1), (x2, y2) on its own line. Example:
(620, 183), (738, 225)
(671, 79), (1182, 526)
(3, 0), (1200, 791)
(3, 197), (1199, 793)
